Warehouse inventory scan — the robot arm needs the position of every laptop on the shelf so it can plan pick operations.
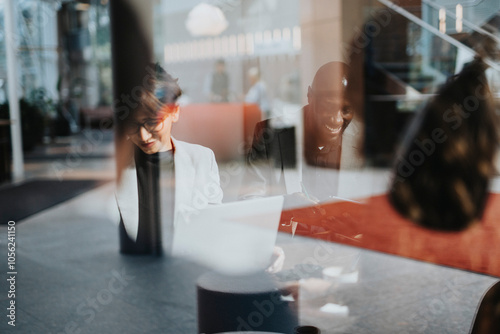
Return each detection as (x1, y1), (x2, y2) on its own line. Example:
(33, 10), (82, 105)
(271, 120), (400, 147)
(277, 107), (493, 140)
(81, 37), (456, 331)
(171, 196), (284, 275)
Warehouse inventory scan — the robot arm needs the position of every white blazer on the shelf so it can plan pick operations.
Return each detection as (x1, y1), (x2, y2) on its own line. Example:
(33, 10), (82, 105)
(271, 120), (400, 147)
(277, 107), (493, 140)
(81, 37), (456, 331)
(115, 138), (223, 241)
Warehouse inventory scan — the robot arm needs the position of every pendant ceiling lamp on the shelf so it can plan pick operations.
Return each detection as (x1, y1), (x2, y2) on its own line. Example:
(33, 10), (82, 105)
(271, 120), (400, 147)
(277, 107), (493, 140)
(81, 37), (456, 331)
(185, 3), (228, 37)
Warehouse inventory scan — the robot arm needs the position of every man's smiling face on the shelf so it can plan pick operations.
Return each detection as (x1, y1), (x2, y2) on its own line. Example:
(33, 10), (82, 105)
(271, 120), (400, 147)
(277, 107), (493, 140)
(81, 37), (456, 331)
(306, 62), (354, 148)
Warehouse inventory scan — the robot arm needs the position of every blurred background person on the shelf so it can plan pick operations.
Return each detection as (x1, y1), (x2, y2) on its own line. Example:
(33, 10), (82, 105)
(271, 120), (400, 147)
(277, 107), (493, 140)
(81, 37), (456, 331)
(245, 67), (271, 120)
(205, 58), (230, 102)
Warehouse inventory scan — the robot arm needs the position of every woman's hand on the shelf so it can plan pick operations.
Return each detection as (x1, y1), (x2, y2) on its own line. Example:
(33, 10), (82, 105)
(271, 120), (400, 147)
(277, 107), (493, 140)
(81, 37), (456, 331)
(266, 246), (285, 273)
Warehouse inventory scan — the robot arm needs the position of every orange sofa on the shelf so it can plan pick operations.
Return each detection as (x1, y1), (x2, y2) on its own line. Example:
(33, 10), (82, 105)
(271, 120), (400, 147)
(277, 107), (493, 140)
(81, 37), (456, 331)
(282, 193), (500, 277)
(172, 103), (262, 161)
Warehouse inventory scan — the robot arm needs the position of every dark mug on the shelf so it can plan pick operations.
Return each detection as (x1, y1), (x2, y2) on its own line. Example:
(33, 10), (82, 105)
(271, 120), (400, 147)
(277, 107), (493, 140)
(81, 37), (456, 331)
(295, 326), (321, 334)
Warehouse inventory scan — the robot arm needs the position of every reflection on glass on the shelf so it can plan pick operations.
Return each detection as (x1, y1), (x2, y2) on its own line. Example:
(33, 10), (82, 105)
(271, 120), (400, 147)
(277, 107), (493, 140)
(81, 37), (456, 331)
(241, 61), (355, 201)
(389, 58), (499, 231)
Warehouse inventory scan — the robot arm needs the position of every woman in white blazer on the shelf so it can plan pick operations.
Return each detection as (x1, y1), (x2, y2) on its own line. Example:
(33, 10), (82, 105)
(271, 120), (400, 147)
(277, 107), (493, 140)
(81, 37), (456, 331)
(116, 64), (223, 254)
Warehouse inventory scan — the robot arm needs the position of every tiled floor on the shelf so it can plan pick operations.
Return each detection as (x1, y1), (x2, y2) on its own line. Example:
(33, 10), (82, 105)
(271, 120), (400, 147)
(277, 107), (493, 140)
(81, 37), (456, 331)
(20, 129), (116, 182)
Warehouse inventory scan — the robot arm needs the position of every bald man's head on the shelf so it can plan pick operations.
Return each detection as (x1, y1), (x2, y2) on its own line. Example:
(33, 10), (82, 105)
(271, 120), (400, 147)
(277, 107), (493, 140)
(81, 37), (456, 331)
(306, 61), (354, 149)
(311, 62), (350, 94)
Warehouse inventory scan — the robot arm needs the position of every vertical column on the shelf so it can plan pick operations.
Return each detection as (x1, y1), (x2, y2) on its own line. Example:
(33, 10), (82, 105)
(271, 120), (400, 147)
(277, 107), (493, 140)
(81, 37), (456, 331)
(110, 0), (161, 255)
(299, 0), (343, 105)
(4, 0), (24, 182)
(109, 0), (153, 177)
(299, 0), (368, 105)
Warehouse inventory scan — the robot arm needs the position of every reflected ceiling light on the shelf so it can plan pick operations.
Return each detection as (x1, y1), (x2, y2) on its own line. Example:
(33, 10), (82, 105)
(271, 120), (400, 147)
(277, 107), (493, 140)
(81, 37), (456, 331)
(185, 3), (228, 37)
(263, 30), (272, 43)
(293, 26), (301, 50)
(282, 28), (291, 41)
(456, 4), (463, 33)
(273, 29), (281, 42)
(246, 33), (254, 55)
(237, 34), (246, 55)
(439, 8), (446, 33)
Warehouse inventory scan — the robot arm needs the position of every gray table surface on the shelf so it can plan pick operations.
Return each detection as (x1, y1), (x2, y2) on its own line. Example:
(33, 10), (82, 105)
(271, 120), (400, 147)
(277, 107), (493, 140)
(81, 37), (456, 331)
(0, 184), (498, 334)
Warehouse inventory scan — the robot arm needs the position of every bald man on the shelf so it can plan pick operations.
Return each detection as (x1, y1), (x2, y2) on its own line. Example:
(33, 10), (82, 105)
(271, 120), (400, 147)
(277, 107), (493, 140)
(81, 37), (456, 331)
(304, 62), (354, 168)
(240, 61), (356, 201)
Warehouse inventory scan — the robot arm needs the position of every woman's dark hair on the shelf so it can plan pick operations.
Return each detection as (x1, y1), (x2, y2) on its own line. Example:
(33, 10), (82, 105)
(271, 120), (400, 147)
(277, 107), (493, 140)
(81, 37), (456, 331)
(136, 63), (182, 117)
(389, 58), (499, 231)
(116, 63), (182, 173)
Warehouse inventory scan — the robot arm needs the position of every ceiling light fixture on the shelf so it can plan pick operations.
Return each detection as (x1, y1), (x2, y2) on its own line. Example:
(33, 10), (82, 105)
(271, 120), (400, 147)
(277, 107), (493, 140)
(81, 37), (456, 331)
(185, 3), (228, 37)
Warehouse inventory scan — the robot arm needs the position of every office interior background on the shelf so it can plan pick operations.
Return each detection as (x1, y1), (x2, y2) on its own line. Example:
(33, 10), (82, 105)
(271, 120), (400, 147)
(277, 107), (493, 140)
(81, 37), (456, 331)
(1, 0), (500, 333)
